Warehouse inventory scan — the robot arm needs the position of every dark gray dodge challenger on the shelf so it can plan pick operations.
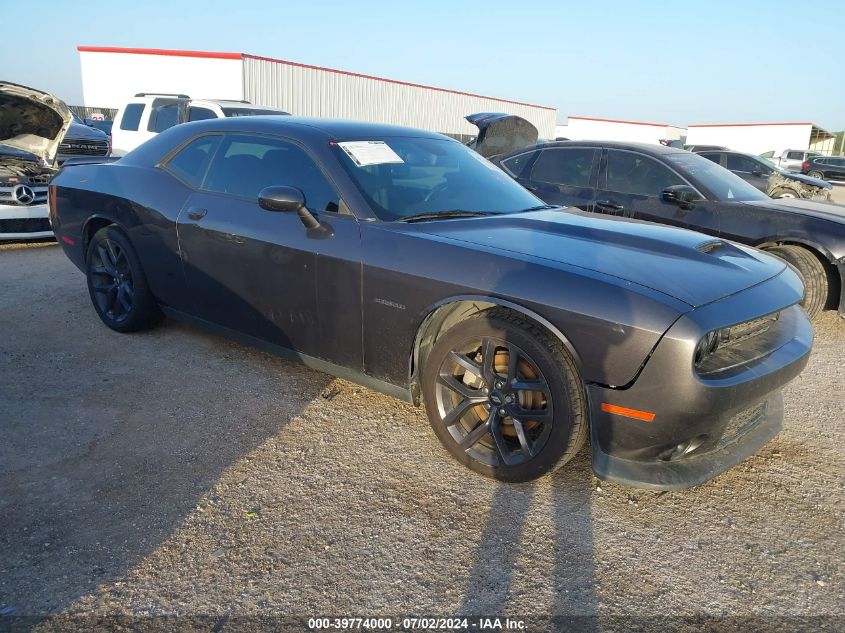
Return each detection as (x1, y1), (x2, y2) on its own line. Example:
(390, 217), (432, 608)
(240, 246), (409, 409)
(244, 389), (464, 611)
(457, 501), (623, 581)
(48, 115), (813, 489)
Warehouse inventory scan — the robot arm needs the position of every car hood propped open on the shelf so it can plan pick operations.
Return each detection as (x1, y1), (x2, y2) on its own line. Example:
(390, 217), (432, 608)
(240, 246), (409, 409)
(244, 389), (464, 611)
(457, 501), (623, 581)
(0, 82), (72, 166)
(465, 112), (538, 159)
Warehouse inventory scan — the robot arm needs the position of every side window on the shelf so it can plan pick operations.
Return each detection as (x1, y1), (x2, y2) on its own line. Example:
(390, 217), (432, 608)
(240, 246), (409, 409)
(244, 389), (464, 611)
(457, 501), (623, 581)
(699, 152), (722, 165)
(605, 151), (684, 196)
(500, 152), (535, 178)
(149, 103), (181, 133)
(188, 107), (217, 122)
(786, 151), (803, 160)
(726, 154), (763, 173)
(529, 148), (597, 188)
(163, 135), (221, 188)
(119, 104), (145, 131)
(203, 134), (340, 212)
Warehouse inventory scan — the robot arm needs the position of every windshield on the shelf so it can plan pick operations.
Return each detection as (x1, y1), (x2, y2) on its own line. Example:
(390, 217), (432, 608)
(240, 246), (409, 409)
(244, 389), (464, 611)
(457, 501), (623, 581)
(666, 152), (769, 202)
(221, 107), (289, 117)
(333, 137), (544, 221)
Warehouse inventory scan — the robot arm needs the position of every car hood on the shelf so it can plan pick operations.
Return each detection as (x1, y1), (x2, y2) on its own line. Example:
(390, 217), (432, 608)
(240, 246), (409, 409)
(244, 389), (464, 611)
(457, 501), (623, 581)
(465, 112), (538, 159)
(776, 170), (832, 189)
(410, 210), (786, 308)
(741, 197), (845, 223)
(0, 81), (72, 166)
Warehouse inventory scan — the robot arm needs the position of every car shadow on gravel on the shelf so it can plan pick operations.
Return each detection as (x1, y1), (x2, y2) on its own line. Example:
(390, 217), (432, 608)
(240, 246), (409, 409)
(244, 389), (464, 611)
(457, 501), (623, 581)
(0, 310), (331, 623)
(457, 452), (598, 628)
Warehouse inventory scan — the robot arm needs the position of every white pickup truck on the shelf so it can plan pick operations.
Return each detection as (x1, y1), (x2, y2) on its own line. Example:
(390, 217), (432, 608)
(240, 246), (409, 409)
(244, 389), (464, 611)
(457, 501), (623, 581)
(110, 93), (288, 156)
(760, 149), (823, 173)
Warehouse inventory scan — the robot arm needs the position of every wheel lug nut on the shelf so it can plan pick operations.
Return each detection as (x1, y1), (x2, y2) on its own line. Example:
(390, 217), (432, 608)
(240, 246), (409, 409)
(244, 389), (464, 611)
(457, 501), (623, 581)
(504, 395), (513, 403)
(498, 408), (506, 416)
(495, 381), (503, 389)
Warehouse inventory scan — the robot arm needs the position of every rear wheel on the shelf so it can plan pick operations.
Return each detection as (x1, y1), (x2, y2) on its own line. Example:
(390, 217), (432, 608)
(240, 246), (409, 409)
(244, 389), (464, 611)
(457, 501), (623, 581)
(807, 170), (825, 180)
(770, 187), (799, 199)
(764, 245), (828, 319)
(86, 226), (162, 332)
(421, 311), (587, 482)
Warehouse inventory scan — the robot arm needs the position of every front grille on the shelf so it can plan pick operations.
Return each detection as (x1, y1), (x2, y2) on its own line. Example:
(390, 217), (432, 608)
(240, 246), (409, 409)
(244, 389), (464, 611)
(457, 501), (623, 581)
(58, 137), (109, 156)
(0, 218), (51, 233)
(718, 401), (767, 448)
(0, 185), (48, 206)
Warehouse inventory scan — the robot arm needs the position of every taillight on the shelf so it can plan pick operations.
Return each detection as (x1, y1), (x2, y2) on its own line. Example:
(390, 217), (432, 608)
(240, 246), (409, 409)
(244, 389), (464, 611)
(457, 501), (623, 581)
(802, 161), (810, 170)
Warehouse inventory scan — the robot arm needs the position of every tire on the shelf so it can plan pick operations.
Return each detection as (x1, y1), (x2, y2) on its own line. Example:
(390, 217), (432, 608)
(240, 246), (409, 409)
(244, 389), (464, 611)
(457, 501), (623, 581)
(86, 226), (162, 333)
(421, 310), (587, 482)
(764, 245), (828, 319)
(807, 171), (825, 181)
(770, 187), (799, 199)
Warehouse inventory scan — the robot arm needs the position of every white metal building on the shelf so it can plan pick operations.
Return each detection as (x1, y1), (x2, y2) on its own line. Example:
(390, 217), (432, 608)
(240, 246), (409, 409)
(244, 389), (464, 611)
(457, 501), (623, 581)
(77, 46), (557, 139)
(553, 116), (686, 145)
(685, 122), (836, 156)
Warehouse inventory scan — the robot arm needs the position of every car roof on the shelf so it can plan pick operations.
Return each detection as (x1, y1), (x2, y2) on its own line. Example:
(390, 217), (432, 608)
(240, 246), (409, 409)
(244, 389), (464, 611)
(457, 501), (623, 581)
(177, 115), (449, 141)
(514, 140), (688, 157)
(193, 100), (280, 108)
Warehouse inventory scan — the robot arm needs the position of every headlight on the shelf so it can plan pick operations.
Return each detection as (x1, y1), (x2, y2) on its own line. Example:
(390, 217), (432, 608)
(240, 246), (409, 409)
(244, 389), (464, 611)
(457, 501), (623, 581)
(694, 329), (723, 367)
(694, 312), (780, 372)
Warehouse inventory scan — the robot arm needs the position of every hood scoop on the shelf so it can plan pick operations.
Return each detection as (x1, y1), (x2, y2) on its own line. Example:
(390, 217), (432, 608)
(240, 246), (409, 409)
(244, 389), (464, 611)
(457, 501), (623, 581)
(696, 239), (729, 254)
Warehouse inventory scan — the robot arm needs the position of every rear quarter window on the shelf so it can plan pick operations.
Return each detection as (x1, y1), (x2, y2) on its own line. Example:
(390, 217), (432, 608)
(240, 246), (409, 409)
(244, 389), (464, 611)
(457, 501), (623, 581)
(163, 135), (221, 188)
(119, 104), (145, 131)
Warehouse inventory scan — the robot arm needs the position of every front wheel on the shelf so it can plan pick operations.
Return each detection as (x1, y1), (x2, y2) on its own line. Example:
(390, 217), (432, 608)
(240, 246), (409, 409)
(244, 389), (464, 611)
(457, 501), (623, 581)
(764, 245), (828, 319)
(86, 226), (162, 333)
(421, 311), (587, 482)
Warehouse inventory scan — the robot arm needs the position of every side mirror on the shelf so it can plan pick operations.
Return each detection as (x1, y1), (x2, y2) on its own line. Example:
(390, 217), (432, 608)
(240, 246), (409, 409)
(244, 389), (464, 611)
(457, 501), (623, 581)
(662, 184), (703, 210)
(258, 185), (320, 229)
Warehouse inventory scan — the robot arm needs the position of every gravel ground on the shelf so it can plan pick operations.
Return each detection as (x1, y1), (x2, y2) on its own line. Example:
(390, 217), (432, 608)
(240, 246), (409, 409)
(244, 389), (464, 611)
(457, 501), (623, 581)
(0, 242), (842, 631)
(830, 184), (845, 205)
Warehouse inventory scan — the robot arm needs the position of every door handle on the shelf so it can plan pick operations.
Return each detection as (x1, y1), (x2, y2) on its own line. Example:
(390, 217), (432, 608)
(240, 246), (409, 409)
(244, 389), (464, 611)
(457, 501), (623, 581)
(187, 207), (208, 220)
(595, 200), (624, 212)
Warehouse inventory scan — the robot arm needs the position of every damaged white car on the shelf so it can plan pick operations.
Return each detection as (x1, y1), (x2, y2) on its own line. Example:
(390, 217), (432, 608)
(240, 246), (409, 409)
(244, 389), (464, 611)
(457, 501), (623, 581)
(0, 82), (72, 240)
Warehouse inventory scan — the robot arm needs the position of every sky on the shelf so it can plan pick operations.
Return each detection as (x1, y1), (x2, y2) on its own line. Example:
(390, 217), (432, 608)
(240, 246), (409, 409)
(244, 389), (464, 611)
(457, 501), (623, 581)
(1, 0), (843, 131)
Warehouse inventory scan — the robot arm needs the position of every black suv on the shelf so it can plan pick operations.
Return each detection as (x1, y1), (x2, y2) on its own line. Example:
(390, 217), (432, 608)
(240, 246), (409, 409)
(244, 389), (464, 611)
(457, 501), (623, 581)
(802, 156), (845, 182)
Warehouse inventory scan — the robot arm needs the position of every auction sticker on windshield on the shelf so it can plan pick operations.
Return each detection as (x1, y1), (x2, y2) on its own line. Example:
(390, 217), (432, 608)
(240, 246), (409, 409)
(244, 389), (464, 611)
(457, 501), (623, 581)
(337, 141), (404, 167)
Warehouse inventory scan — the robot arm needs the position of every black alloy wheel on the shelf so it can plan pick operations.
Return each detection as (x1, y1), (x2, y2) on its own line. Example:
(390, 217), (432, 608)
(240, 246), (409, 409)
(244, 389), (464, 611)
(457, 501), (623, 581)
(86, 226), (162, 333)
(422, 311), (587, 482)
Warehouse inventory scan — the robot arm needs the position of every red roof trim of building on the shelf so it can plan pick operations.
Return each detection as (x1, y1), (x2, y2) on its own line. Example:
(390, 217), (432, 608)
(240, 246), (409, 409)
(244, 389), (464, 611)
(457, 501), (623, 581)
(75, 46), (555, 111)
(687, 122), (814, 128)
(77, 45), (242, 60)
(567, 115), (670, 128)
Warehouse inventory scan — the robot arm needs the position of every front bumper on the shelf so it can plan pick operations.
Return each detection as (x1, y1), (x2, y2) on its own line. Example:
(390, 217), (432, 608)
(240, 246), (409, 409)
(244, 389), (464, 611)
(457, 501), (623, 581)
(0, 203), (53, 240)
(587, 275), (813, 490)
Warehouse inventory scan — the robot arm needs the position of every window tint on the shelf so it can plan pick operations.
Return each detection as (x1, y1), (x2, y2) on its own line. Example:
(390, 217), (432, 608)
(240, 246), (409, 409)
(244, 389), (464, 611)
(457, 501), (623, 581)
(530, 148), (596, 188)
(188, 107), (217, 122)
(149, 103), (181, 133)
(119, 104), (145, 131)
(605, 151), (684, 196)
(204, 134), (339, 212)
(786, 151), (803, 160)
(727, 154), (765, 173)
(699, 152), (722, 164)
(500, 152), (535, 178)
(164, 135), (221, 187)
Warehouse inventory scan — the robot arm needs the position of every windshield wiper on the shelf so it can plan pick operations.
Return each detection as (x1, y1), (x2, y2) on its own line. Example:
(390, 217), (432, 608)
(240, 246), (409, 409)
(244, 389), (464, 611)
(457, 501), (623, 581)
(398, 210), (497, 223)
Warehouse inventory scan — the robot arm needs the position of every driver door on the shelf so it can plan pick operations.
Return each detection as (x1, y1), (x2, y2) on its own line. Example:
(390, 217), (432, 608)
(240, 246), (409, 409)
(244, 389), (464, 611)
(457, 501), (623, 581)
(174, 132), (363, 369)
(595, 149), (719, 235)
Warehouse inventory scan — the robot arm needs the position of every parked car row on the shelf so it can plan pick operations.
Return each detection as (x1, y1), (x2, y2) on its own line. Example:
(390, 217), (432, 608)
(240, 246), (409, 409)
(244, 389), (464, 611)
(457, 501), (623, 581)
(1, 83), (289, 242)
(694, 149), (832, 201)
